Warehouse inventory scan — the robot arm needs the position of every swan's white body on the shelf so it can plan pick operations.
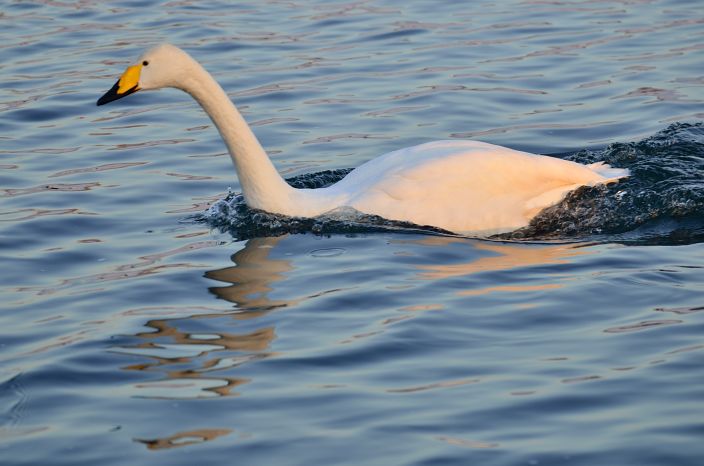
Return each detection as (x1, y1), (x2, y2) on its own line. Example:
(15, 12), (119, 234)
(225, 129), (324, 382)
(98, 44), (629, 235)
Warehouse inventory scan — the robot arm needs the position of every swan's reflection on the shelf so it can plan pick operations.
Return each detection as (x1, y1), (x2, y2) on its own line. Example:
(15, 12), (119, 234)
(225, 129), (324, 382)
(122, 237), (292, 400)
(409, 237), (596, 298)
(113, 233), (609, 451)
(403, 237), (592, 280)
(121, 235), (596, 400)
(205, 236), (298, 311)
(375, 235), (596, 301)
(135, 428), (234, 450)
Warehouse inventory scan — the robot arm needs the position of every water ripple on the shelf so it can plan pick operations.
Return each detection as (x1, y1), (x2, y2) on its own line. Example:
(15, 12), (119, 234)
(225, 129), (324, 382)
(2, 1), (704, 465)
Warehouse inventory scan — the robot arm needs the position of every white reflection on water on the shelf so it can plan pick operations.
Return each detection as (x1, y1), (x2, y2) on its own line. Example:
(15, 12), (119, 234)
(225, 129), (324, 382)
(410, 238), (593, 279)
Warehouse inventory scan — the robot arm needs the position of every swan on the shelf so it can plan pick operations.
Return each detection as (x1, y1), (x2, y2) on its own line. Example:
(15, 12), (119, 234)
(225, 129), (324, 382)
(97, 44), (628, 235)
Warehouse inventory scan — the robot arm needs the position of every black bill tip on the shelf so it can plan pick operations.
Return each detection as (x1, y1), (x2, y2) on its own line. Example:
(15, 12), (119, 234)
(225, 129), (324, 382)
(96, 81), (139, 106)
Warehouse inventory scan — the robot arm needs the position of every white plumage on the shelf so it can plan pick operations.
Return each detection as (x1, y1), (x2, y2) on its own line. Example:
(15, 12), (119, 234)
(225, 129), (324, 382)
(97, 44), (628, 235)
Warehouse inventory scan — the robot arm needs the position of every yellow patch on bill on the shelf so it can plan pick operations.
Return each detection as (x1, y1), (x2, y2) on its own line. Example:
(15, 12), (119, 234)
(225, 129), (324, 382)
(117, 64), (142, 94)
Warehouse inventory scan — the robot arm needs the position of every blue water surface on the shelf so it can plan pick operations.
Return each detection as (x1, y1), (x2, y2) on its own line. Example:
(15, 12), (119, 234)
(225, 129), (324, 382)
(1, 1), (704, 465)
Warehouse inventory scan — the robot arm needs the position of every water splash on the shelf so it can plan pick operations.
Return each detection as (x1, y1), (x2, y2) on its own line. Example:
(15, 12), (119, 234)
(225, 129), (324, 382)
(196, 168), (451, 238)
(504, 122), (704, 244)
(196, 123), (704, 245)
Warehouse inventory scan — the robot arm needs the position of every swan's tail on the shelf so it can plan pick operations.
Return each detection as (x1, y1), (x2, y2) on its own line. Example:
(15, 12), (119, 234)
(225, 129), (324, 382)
(588, 162), (630, 183)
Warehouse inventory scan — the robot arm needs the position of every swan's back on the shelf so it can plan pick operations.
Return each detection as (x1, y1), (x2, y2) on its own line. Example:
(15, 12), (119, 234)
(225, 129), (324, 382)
(330, 140), (627, 235)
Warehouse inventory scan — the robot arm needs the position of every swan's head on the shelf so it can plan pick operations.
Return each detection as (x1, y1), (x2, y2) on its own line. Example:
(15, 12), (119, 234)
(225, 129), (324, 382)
(97, 44), (195, 106)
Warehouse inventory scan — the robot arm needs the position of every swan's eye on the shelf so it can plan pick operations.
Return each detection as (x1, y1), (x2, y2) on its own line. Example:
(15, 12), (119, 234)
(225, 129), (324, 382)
(142, 60), (149, 66)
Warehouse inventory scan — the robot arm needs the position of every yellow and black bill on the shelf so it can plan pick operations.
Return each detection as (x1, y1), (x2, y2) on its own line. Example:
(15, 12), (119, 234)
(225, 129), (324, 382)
(96, 64), (142, 106)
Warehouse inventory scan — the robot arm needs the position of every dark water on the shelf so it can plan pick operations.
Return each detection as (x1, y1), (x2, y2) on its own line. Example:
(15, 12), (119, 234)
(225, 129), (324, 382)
(2, 1), (704, 465)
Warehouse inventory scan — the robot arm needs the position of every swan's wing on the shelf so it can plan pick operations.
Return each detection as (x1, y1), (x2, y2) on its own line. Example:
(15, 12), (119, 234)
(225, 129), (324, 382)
(342, 141), (621, 233)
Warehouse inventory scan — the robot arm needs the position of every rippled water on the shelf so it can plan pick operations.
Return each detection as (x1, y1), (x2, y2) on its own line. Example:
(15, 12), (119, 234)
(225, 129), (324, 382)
(2, 1), (704, 465)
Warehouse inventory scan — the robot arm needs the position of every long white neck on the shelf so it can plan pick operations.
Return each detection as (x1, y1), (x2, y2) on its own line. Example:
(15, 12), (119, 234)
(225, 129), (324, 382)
(179, 61), (296, 213)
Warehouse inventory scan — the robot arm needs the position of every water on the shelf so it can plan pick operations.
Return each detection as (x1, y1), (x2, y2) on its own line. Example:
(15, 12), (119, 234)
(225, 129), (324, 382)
(1, 1), (703, 465)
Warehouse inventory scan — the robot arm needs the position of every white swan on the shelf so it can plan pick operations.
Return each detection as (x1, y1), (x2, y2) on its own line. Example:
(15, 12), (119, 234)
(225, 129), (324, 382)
(97, 44), (628, 235)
